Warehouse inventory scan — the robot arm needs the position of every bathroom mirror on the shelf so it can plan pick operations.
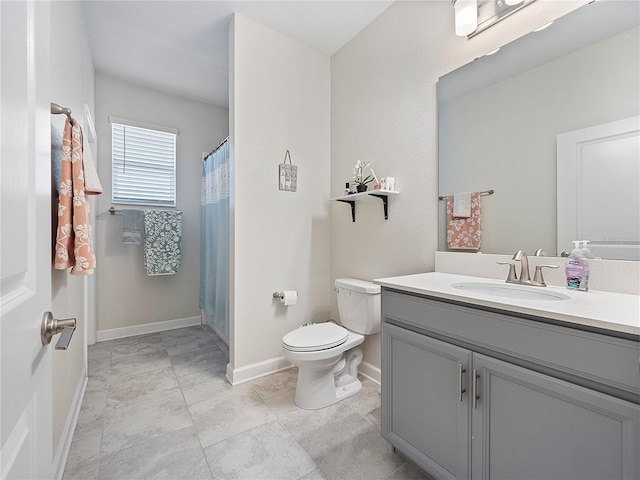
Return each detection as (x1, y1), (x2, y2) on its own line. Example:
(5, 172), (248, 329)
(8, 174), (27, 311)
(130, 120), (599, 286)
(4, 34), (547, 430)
(438, 0), (640, 259)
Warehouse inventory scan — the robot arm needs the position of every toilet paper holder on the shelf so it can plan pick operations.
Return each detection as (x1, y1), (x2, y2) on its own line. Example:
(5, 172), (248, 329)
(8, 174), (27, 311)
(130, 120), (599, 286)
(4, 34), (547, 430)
(273, 291), (285, 299)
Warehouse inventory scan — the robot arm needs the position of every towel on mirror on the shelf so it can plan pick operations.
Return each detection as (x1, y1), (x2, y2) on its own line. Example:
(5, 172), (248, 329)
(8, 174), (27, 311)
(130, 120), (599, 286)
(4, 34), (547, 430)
(447, 192), (482, 251)
(54, 118), (97, 275)
(143, 210), (183, 276)
(122, 210), (143, 244)
(453, 192), (471, 218)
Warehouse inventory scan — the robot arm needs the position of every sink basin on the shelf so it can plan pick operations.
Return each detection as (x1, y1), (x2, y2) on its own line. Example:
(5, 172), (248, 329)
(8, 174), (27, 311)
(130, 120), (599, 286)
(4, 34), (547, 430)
(450, 282), (571, 301)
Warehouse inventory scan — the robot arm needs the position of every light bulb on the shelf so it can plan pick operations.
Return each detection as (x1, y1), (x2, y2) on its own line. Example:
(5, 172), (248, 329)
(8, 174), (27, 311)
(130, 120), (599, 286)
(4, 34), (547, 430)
(454, 0), (478, 36)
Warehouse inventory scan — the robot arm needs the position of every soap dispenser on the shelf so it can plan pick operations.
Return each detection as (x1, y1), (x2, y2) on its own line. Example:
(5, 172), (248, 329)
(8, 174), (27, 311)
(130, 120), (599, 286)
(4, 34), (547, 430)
(580, 240), (595, 259)
(565, 241), (589, 291)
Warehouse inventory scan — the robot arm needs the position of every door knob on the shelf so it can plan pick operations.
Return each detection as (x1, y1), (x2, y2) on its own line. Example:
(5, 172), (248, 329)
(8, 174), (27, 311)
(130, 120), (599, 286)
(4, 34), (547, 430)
(41, 311), (76, 349)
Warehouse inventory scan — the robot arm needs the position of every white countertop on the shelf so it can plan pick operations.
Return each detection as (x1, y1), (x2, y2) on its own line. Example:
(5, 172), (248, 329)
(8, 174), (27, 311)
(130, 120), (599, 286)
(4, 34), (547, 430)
(374, 272), (640, 337)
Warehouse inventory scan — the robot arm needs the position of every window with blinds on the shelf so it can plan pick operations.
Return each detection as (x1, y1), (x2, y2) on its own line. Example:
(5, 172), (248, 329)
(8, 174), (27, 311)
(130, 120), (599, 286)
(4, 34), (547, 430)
(111, 122), (176, 206)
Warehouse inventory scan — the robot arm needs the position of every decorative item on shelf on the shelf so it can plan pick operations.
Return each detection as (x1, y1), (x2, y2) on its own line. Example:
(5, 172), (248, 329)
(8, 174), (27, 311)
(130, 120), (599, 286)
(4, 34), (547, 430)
(371, 169), (382, 190)
(380, 177), (395, 191)
(352, 160), (375, 193)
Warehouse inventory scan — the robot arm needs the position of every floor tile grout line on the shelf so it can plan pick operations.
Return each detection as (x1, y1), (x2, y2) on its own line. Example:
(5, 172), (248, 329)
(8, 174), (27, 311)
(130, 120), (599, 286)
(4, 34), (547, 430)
(98, 343), (187, 463)
(93, 349), (113, 480)
(176, 337), (236, 480)
(382, 460), (411, 480)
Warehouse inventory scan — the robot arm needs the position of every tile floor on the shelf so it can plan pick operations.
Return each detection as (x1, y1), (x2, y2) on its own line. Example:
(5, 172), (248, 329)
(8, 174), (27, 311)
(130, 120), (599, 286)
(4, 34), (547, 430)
(63, 325), (430, 480)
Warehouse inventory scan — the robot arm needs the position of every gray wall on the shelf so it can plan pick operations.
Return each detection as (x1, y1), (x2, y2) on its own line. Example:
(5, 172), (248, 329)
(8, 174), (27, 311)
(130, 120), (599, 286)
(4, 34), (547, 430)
(94, 75), (228, 334)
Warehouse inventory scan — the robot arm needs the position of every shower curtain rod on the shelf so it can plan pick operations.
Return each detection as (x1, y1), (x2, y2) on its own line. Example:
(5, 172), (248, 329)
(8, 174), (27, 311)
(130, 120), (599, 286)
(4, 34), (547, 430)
(51, 102), (72, 121)
(203, 136), (229, 162)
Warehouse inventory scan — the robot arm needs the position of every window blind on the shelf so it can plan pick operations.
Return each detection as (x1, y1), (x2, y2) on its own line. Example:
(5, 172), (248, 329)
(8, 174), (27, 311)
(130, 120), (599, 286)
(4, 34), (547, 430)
(111, 123), (176, 206)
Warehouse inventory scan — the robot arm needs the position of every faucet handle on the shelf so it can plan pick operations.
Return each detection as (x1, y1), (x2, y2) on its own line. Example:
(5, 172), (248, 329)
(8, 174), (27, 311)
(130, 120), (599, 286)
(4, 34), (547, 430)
(532, 264), (559, 287)
(497, 261), (518, 283)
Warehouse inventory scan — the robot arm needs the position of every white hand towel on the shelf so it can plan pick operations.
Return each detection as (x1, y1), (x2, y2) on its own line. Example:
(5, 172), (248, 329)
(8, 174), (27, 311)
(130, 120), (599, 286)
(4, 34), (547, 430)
(82, 130), (103, 195)
(453, 192), (472, 218)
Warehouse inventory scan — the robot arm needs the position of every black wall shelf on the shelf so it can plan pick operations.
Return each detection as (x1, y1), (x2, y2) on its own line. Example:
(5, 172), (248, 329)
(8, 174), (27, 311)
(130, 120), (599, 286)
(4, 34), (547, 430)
(333, 190), (399, 222)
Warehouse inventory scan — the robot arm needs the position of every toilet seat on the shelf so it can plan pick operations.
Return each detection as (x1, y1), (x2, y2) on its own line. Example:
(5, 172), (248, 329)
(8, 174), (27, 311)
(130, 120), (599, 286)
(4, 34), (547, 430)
(282, 323), (348, 352)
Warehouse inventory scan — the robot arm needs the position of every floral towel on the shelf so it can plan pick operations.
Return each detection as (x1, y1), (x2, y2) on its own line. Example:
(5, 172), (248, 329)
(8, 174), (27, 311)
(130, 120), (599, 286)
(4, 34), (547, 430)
(447, 192), (482, 251)
(143, 210), (183, 276)
(54, 118), (96, 275)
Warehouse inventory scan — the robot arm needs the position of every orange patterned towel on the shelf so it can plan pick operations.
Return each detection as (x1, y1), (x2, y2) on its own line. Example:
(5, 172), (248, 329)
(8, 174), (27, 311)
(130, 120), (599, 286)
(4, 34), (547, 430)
(54, 118), (96, 274)
(446, 192), (482, 251)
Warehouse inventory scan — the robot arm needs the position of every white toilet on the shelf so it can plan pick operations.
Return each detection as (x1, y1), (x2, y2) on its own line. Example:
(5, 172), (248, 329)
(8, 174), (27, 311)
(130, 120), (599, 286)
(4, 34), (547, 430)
(281, 278), (381, 410)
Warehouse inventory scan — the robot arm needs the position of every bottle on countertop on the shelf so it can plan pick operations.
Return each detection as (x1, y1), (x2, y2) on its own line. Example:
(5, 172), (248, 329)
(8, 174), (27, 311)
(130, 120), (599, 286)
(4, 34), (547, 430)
(565, 240), (589, 291)
(580, 240), (596, 259)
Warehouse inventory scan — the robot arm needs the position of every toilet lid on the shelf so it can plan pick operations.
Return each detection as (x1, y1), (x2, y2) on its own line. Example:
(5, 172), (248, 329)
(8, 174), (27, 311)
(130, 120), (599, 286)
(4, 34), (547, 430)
(282, 323), (349, 352)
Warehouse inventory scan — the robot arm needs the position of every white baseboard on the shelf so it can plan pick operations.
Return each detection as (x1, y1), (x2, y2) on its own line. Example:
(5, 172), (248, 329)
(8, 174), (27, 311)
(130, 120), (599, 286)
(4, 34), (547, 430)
(53, 372), (88, 480)
(226, 356), (293, 386)
(225, 357), (380, 386)
(359, 361), (381, 384)
(96, 316), (201, 342)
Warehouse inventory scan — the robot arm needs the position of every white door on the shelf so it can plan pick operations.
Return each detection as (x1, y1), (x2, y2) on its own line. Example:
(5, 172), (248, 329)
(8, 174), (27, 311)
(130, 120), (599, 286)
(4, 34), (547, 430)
(557, 116), (640, 260)
(1, 1), (54, 478)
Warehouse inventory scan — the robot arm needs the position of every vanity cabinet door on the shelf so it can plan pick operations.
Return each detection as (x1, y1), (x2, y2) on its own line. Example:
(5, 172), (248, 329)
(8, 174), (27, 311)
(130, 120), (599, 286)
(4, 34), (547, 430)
(471, 353), (640, 480)
(382, 323), (472, 480)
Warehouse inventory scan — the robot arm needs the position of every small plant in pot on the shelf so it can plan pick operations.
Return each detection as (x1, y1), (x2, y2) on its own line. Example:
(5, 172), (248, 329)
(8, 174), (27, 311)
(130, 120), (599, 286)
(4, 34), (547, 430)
(352, 160), (374, 193)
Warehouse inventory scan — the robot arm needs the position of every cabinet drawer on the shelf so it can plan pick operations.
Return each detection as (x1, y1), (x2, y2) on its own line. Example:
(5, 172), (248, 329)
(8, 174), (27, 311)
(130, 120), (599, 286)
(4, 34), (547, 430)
(382, 290), (640, 398)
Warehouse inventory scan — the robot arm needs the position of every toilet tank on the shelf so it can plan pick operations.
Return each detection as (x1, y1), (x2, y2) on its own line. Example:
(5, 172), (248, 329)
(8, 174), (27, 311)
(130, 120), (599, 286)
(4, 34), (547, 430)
(335, 278), (381, 335)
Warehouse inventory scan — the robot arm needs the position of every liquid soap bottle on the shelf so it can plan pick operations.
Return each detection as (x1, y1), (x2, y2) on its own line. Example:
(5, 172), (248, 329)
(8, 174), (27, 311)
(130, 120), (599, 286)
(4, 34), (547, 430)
(580, 240), (595, 259)
(565, 241), (589, 291)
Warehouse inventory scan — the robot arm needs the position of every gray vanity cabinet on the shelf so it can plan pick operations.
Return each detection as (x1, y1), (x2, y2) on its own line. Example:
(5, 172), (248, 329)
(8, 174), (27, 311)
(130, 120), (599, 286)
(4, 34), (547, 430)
(471, 353), (639, 480)
(382, 323), (471, 479)
(381, 289), (640, 480)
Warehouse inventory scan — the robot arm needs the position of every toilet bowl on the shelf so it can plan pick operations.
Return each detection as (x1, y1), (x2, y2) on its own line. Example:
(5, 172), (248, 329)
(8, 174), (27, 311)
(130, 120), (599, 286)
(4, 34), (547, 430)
(282, 278), (381, 410)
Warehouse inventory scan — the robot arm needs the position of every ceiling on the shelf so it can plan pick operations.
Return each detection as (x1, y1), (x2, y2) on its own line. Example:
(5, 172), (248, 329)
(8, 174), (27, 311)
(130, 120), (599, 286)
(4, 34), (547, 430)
(83, 1), (394, 108)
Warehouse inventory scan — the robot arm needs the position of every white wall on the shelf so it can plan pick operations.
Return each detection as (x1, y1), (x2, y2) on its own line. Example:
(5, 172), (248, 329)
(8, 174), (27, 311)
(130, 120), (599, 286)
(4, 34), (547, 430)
(330, 0), (587, 369)
(229, 14), (331, 381)
(94, 75), (228, 333)
(50, 0), (94, 465)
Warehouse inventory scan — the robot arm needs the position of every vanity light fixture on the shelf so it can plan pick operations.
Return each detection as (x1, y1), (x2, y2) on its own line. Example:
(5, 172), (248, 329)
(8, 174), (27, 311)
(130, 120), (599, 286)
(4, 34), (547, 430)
(454, 0), (537, 38)
(453, 0), (479, 37)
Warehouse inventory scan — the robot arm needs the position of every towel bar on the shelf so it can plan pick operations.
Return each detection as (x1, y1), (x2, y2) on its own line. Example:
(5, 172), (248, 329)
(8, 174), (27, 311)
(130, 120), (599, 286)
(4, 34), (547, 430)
(51, 102), (72, 121)
(438, 189), (494, 200)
